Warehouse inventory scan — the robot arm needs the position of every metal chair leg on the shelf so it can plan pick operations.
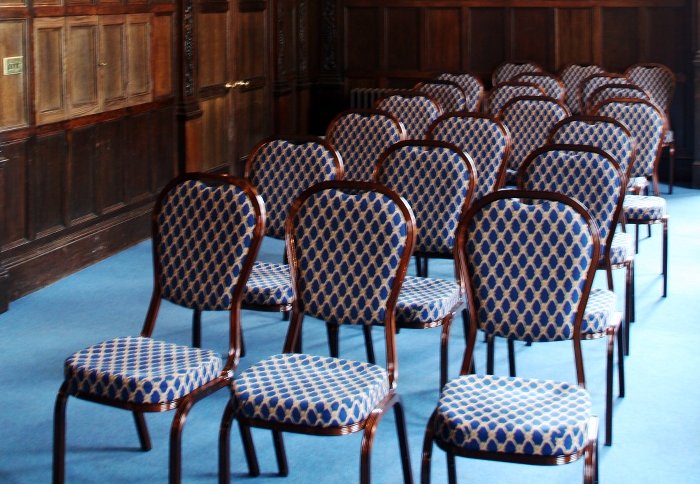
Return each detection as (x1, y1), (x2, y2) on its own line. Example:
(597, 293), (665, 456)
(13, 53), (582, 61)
(53, 383), (69, 484)
(420, 411), (438, 484)
(668, 142), (675, 195)
(605, 330), (614, 446)
(133, 412), (152, 451)
(363, 324), (376, 364)
(326, 321), (340, 358)
(662, 218), (668, 297)
(486, 335), (495, 375)
(192, 309), (202, 348)
(239, 422), (260, 477)
(507, 339), (516, 377)
(447, 453), (457, 484)
(393, 397), (414, 484)
(169, 398), (195, 484)
(272, 430), (288, 476)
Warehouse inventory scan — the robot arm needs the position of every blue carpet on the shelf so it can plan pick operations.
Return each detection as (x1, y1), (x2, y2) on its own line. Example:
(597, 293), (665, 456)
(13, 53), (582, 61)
(1, 184), (699, 483)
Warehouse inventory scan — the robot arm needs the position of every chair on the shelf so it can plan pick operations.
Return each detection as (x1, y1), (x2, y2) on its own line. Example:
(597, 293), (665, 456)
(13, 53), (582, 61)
(591, 98), (669, 297)
(586, 83), (650, 114)
(496, 95), (570, 182)
(485, 80), (546, 115)
(219, 180), (416, 484)
(625, 63), (677, 194)
(421, 190), (603, 484)
(513, 71), (566, 103)
(578, 73), (630, 115)
(374, 140), (476, 386)
(517, 145), (627, 445)
(325, 109), (406, 182)
(427, 112), (511, 201)
(375, 90), (443, 140)
(415, 79), (468, 113)
(53, 173), (265, 484)
(436, 72), (485, 111)
(558, 63), (605, 114)
(492, 60), (544, 85)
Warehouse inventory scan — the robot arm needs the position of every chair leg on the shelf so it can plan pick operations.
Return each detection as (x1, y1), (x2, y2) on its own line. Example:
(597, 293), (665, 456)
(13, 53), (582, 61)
(634, 224), (639, 254)
(272, 430), (288, 477)
(415, 255), (423, 277)
(461, 308), (476, 374)
(133, 412), (152, 451)
(486, 335), (495, 375)
(507, 339), (516, 377)
(169, 398), (195, 484)
(192, 309), (202, 348)
(393, 396), (414, 484)
(239, 422), (260, 477)
(363, 324), (376, 364)
(326, 322), (340, 358)
(447, 454), (457, 484)
(584, 416), (600, 484)
(617, 325), (625, 399)
(359, 398), (389, 484)
(421, 410), (438, 484)
(668, 142), (675, 195)
(219, 397), (234, 483)
(605, 330), (614, 446)
(439, 320), (452, 389)
(662, 219), (668, 297)
(53, 383), (69, 484)
(424, 257), (430, 277)
(630, 260), (636, 323)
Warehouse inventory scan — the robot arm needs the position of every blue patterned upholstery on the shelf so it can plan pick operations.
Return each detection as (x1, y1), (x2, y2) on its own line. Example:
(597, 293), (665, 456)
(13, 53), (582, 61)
(291, 187), (412, 327)
(625, 64), (675, 115)
(435, 374), (591, 456)
(396, 275), (462, 324)
(493, 61), (543, 85)
(623, 195), (666, 221)
(559, 64), (605, 114)
(436, 73), (484, 111)
(609, 232), (634, 266)
(582, 288), (617, 334)
(157, 179), (260, 311)
(65, 336), (223, 404)
(376, 93), (442, 140)
(464, 197), (595, 342)
(376, 142), (473, 255)
(579, 75), (631, 114)
(247, 138), (342, 239)
(242, 262), (295, 307)
(498, 97), (569, 174)
(487, 82), (546, 115)
(234, 353), (389, 428)
(587, 84), (650, 114)
(514, 72), (565, 102)
(416, 81), (467, 113)
(429, 114), (509, 201)
(593, 99), (665, 180)
(326, 111), (405, 182)
(518, 147), (623, 260)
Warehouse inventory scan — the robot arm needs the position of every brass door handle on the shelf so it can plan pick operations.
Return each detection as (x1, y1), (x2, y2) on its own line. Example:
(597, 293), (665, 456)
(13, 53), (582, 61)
(225, 80), (250, 89)
(98, 62), (108, 67)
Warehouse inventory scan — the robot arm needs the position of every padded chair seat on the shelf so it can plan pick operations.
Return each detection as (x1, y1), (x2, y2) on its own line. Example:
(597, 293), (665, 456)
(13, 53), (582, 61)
(234, 353), (389, 428)
(396, 276), (462, 324)
(627, 176), (649, 193)
(581, 288), (616, 334)
(623, 195), (666, 221)
(243, 261), (295, 307)
(64, 336), (223, 404)
(435, 374), (591, 456)
(608, 232), (634, 266)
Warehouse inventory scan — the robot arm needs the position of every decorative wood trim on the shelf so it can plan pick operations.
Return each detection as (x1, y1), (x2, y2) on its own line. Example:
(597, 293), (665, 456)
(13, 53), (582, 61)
(0, 151), (9, 313)
(239, 0), (266, 13)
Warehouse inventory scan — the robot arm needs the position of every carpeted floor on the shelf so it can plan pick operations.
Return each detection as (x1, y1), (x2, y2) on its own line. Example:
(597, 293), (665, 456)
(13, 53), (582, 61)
(1, 183), (698, 483)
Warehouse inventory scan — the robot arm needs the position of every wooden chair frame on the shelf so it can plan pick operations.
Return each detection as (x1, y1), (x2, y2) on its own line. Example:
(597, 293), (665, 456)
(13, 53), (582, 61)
(435, 71), (486, 112)
(414, 79), (469, 114)
(513, 71), (567, 103)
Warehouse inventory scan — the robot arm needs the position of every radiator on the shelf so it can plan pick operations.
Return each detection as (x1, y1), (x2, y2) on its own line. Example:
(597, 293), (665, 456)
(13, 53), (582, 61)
(349, 88), (398, 109)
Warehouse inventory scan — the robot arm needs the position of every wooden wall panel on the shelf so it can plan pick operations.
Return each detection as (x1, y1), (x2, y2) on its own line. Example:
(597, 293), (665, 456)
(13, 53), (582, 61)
(424, 7), (461, 72)
(0, 20), (28, 129)
(200, 97), (229, 171)
(1, 140), (27, 246)
(198, 13), (228, 88)
(95, 119), (124, 213)
(126, 14), (152, 105)
(468, 8), (506, 81)
(602, 8), (639, 72)
(69, 125), (98, 222)
(123, 113), (151, 203)
(34, 18), (67, 125)
(555, 8), (594, 70)
(67, 17), (100, 118)
(511, 8), (552, 69)
(99, 16), (128, 111)
(386, 8), (418, 72)
(152, 13), (173, 98)
(345, 7), (380, 73)
(151, 106), (176, 191)
(31, 134), (66, 236)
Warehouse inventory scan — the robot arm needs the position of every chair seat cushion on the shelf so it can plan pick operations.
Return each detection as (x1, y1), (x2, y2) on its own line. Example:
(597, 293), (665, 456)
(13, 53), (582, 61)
(623, 195), (666, 221)
(65, 336), (223, 404)
(234, 353), (389, 428)
(435, 374), (591, 456)
(627, 176), (648, 193)
(396, 276), (462, 324)
(608, 232), (634, 265)
(581, 288), (616, 334)
(243, 261), (294, 307)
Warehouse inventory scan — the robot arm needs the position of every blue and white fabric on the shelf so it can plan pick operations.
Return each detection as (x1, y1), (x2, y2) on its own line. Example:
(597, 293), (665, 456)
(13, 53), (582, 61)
(581, 288), (616, 334)
(493, 62), (543, 85)
(434, 374), (592, 456)
(488, 83), (545, 115)
(514, 73), (565, 101)
(396, 275), (462, 323)
(377, 94), (442, 140)
(623, 195), (666, 221)
(417, 82), (467, 113)
(437, 73), (484, 111)
(559, 64), (605, 114)
(580, 75), (631, 114)
(626, 65), (675, 114)
(65, 336), (223, 404)
(609, 232), (634, 266)
(587, 84), (650, 113)
(243, 261), (294, 307)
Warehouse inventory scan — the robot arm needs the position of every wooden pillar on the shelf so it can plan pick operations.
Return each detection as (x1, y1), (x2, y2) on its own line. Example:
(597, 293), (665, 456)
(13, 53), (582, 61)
(311, 0), (344, 133)
(0, 150), (9, 313)
(693, 0), (700, 187)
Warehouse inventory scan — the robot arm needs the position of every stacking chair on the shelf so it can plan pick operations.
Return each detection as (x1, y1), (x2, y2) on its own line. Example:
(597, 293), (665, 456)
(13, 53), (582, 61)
(592, 98), (669, 297)
(548, 115), (638, 338)
(436, 72), (485, 111)
(218, 181), (416, 484)
(492, 60), (544, 85)
(578, 73), (630, 115)
(485, 80), (546, 115)
(375, 90), (443, 140)
(586, 83), (650, 114)
(625, 63), (677, 193)
(517, 145), (627, 445)
(559, 63), (605, 114)
(513, 71), (566, 103)
(415, 79), (468, 113)
(326, 109), (406, 182)
(374, 140), (476, 386)
(53, 173), (265, 484)
(421, 190), (603, 484)
(427, 112), (511, 201)
(496, 95), (570, 182)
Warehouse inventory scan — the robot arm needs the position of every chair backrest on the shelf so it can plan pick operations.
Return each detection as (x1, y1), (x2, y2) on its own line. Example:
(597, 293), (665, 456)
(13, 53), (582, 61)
(586, 83), (650, 114)
(496, 95), (570, 173)
(486, 80), (547, 115)
(492, 60), (544, 85)
(513, 71), (566, 102)
(427, 112), (510, 200)
(436, 72), (485, 111)
(152, 173), (265, 318)
(517, 145), (625, 260)
(456, 190), (600, 359)
(625, 63), (676, 116)
(245, 136), (343, 239)
(326, 109), (406, 182)
(286, 181), (416, 384)
(548, 115), (636, 181)
(578, 73), (630, 114)
(374, 140), (475, 256)
(592, 98), (666, 183)
(414, 79), (468, 113)
(558, 63), (605, 114)
(375, 90), (443, 140)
